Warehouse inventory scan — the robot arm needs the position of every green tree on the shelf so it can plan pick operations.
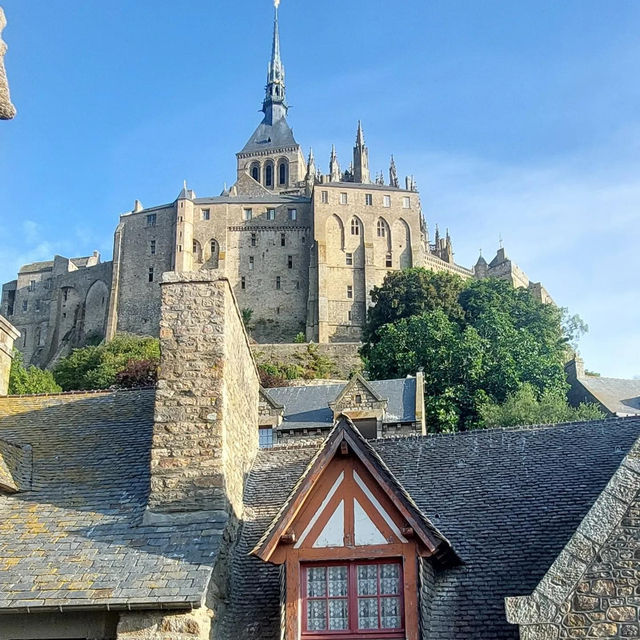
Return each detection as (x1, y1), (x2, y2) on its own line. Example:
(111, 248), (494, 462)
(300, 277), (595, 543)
(53, 334), (160, 391)
(478, 383), (604, 428)
(363, 268), (466, 346)
(8, 350), (61, 395)
(363, 276), (582, 433)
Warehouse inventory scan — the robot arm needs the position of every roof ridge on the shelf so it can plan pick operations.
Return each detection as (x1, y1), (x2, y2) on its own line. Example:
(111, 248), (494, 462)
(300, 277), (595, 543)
(373, 416), (640, 442)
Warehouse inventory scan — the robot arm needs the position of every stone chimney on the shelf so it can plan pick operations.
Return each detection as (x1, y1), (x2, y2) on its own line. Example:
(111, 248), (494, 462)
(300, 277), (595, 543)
(145, 271), (260, 525)
(0, 315), (19, 396)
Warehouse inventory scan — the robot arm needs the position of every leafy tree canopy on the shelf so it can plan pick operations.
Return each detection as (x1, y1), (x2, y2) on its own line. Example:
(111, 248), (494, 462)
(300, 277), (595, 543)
(362, 269), (585, 432)
(8, 350), (62, 395)
(479, 383), (604, 428)
(53, 334), (160, 391)
(363, 268), (466, 345)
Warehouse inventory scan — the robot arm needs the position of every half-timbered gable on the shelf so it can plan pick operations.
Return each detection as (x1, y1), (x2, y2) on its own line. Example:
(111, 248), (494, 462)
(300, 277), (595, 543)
(252, 417), (456, 640)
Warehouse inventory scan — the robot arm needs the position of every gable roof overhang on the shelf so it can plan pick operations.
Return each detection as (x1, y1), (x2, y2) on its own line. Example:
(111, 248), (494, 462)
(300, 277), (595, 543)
(251, 416), (458, 566)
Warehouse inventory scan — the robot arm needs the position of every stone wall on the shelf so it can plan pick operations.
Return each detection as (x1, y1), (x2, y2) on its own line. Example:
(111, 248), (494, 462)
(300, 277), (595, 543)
(113, 205), (176, 338)
(0, 314), (18, 395)
(251, 342), (362, 380)
(116, 608), (212, 640)
(0, 611), (118, 639)
(506, 437), (640, 639)
(147, 272), (259, 521)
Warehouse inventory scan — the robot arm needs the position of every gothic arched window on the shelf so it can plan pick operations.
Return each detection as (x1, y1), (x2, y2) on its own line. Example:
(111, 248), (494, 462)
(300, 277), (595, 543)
(377, 219), (387, 238)
(279, 160), (288, 186)
(265, 163), (274, 188)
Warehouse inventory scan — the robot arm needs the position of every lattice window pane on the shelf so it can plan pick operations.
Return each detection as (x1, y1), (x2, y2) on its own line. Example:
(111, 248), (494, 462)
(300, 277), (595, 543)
(328, 599), (348, 630)
(358, 597), (379, 629)
(357, 564), (378, 596)
(307, 567), (327, 597)
(381, 596), (401, 628)
(328, 566), (347, 596)
(307, 599), (327, 631)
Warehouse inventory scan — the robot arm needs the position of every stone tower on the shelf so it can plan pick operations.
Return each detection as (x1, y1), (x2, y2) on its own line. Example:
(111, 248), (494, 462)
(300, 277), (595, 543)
(353, 121), (371, 184)
(235, 2), (306, 193)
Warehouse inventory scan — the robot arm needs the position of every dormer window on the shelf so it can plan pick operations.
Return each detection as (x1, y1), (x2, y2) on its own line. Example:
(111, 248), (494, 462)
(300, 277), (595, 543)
(302, 561), (404, 636)
(355, 394), (362, 404)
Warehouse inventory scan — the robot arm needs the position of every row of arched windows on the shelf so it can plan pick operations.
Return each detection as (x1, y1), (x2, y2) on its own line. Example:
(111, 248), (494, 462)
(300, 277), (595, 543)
(249, 158), (289, 188)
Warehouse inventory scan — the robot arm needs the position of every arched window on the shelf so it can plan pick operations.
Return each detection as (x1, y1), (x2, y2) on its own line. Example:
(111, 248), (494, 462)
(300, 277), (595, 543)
(278, 160), (288, 186)
(377, 219), (387, 238)
(192, 239), (203, 263)
(265, 163), (274, 188)
(209, 239), (220, 269)
(251, 162), (260, 183)
(350, 218), (360, 236)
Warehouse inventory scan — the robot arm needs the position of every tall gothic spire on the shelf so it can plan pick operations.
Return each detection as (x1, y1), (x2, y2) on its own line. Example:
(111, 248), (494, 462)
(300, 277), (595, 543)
(262, 1), (287, 124)
(353, 121), (370, 184)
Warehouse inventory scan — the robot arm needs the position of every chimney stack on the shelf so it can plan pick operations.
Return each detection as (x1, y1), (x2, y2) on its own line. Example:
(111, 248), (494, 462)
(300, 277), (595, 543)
(0, 315), (19, 396)
(145, 271), (260, 525)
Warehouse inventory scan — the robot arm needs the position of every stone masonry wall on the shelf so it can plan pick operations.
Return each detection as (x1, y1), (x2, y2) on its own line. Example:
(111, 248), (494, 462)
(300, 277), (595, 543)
(555, 489), (640, 639)
(148, 272), (259, 519)
(116, 608), (212, 640)
(0, 314), (18, 396)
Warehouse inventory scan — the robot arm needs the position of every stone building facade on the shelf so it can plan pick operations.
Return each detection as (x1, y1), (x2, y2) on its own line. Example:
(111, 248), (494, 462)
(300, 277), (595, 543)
(0, 5), (549, 366)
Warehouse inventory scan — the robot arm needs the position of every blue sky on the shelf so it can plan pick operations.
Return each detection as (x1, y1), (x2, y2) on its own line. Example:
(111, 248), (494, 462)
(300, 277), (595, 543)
(1, 0), (639, 378)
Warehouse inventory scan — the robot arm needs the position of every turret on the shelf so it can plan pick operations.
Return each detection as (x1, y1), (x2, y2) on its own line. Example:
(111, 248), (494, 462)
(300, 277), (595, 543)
(353, 121), (370, 184)
(389, 155), (399, 188)
(329, 145), (341, 182)
(305, 148), (316, 195)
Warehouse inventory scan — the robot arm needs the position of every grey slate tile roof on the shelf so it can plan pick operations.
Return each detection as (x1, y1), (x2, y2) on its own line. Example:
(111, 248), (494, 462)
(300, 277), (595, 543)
(240, 117), (298, 154)
(0, 390), (222, 613)
(579, 375), (640, 416)
(220, 417), (640, 640)
(267, 377), (417, 431)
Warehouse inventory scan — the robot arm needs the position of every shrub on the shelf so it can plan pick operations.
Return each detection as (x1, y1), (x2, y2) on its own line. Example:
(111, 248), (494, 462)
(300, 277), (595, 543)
(8, 350), (61, 395)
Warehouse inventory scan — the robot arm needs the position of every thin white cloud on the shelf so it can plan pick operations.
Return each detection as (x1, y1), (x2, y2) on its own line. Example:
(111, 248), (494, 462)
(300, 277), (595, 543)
(406, 134), (640, 378)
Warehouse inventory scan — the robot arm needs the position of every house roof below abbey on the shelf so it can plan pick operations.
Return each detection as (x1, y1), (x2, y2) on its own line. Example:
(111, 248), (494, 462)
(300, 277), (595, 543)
(0, 390), (222, 613)
(220, 417), (640, 639)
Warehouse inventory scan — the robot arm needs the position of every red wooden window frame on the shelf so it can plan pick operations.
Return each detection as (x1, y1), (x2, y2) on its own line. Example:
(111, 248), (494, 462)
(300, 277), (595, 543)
(301, 559), (405, 639)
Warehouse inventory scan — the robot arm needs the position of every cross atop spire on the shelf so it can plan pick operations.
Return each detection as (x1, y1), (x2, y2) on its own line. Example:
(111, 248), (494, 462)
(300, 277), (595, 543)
(262, 1), (287, 124)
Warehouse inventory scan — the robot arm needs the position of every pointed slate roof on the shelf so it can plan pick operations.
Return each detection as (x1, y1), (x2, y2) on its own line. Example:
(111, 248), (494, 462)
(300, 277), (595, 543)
(251, 415), (456, 564)
(240, 117), (298, 154)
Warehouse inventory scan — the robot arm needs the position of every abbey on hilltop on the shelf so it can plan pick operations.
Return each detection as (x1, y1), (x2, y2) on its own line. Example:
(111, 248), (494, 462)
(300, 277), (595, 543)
(0, 4), (551, 368)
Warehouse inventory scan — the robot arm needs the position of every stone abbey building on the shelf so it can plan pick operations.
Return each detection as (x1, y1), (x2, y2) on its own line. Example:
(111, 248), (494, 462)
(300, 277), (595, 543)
(1, 6), (550, 367)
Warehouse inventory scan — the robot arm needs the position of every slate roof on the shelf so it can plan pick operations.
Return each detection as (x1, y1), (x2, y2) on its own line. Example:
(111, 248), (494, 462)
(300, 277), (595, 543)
(240, 116), (298, 154)
(579, 375), (640, 416)
(220, 417), (640, 640)
(0, 390), (222, 613)
(267, 377), (417, 431)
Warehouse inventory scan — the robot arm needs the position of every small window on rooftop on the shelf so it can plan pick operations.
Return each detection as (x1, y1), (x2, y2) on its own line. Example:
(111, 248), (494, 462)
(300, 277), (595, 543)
(259, 427), (275, 449)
